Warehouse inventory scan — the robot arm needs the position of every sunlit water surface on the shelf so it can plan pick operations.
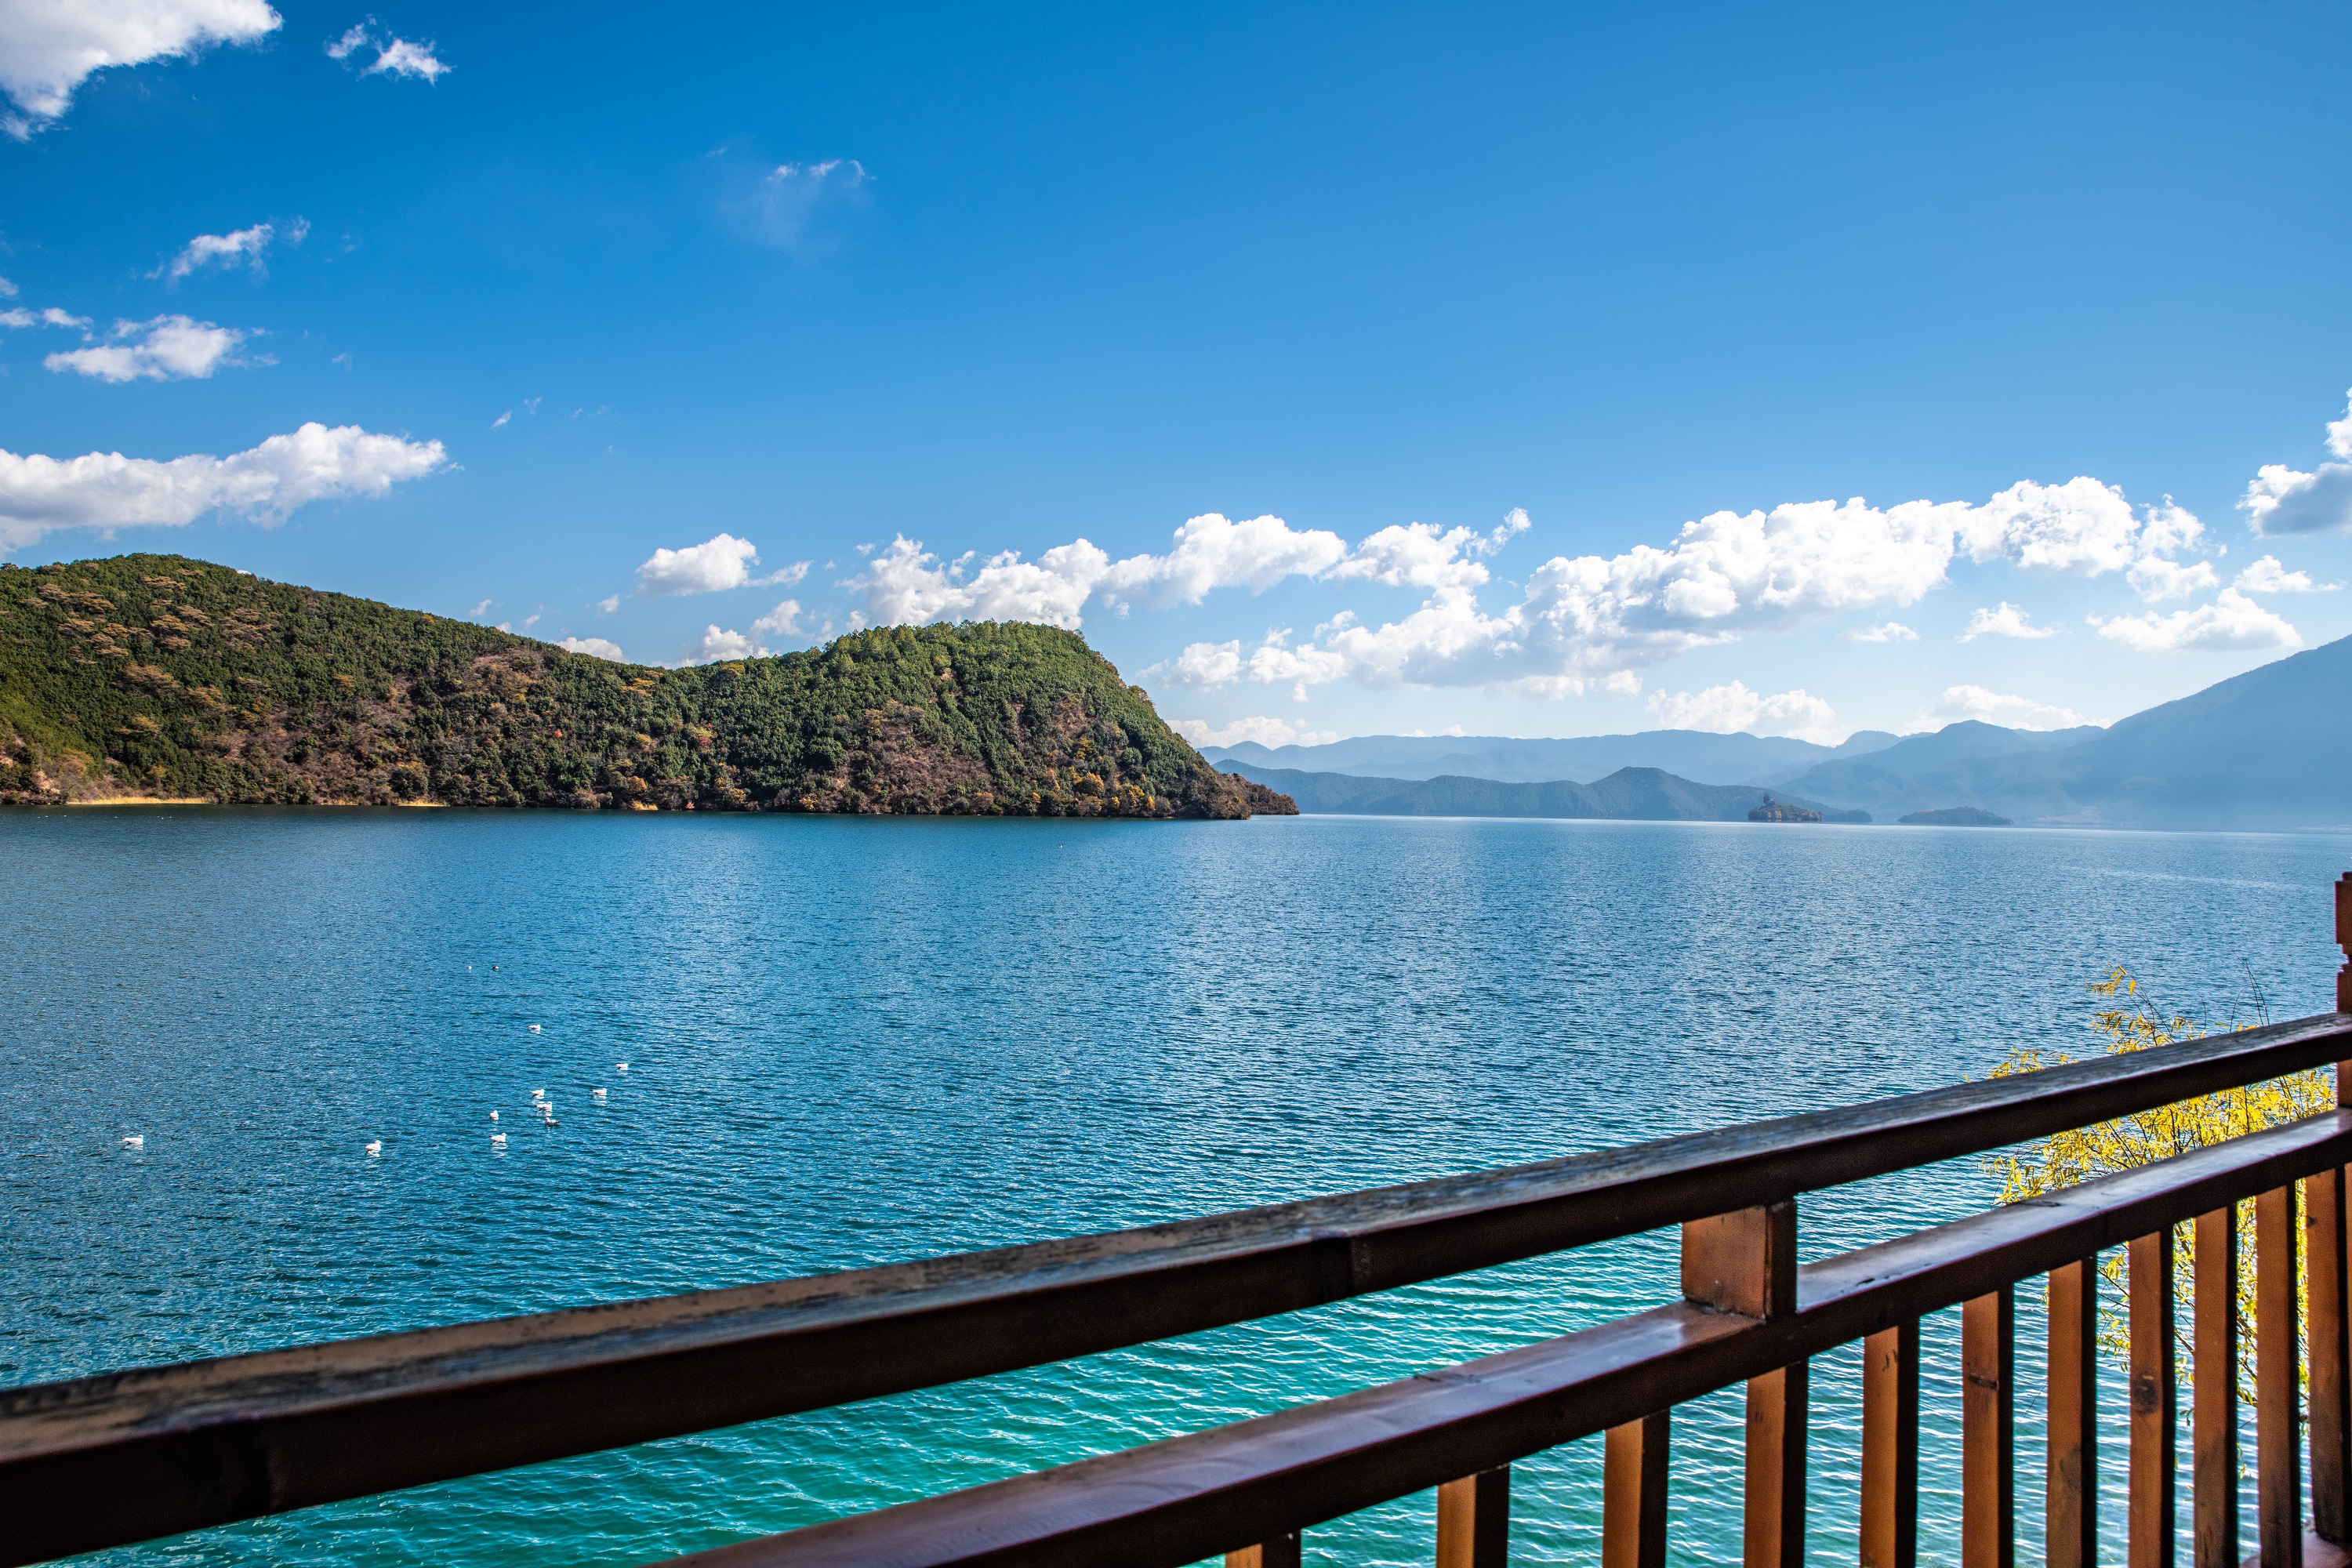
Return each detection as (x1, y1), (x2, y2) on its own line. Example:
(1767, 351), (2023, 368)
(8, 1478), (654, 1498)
(4, 809), (2345, 1566)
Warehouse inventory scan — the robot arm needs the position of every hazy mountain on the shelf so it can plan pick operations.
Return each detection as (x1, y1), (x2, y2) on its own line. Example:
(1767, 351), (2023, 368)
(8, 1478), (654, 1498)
(1228, 765), (1868, 823)
(1210, 636), (2352, 831)
(1771, 635), (2352, 829)
(1757, 720), (2106, 797)
(1203, 727), (1899, 785)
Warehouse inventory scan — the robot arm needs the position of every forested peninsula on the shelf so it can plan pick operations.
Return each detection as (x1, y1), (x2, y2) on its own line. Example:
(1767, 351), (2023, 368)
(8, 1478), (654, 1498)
(0, 554), (1294, 818)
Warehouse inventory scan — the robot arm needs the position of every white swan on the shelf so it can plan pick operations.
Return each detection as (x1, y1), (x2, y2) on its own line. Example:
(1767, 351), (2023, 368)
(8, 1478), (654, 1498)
(531, 1088), (546, 1100)
(528, 1024), (541, 1033)
(491, 1131), (506, 1145)
(365, 1141), (382, 1157)
(591, 1088), (608, 1101)
(122, 1134), (143, 1149)
(489, 1109), (499, 1121)
(615, 1062), (630, 1073)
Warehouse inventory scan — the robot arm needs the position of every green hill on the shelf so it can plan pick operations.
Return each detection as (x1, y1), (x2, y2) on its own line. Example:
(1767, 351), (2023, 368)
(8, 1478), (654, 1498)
(0, 553), (1292, 819)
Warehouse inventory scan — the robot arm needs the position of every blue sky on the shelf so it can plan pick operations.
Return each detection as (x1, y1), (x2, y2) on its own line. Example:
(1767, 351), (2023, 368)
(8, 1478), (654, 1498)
(6, 2), (2352, 746)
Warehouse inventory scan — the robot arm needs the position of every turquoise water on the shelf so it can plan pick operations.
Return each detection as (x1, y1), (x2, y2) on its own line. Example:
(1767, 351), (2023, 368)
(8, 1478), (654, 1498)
(3, 809), (2346, 1566)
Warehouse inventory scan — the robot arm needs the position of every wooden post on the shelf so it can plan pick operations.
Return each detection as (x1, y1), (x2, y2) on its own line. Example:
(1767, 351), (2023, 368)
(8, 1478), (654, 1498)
(1746, 1363), (1809, 1568)
(2310, 1170), (2349, 1544)
(2257, 1185), (2303, 1568)
(1436, 1467), (1510, 1568)
(1964, 1285), (2016, 1568)
(1228, 1534), (1301, 1568)
(2130, 1230), (2176, 1568)
(2049, 1258), (2100, 1568)
(1605, 1410), (1671, 1568)
(1683, 1202), (1801, 1568)
(2194, 1207), (2240, 1568)
(2336, 872), (2352, 1013)
(1863, 1320), (1921, 1568)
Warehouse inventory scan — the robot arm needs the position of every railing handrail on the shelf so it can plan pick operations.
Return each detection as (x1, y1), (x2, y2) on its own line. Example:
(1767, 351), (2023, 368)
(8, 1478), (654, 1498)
(666, 1109), (2352, 1568)
(4, 1011), (2348, 1567)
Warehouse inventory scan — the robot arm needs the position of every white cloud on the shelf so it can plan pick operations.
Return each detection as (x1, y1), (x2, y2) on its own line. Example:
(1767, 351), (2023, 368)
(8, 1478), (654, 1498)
(0, 0), (278, 135)
(1844, 621), (1918, 643)
(2091, 588), (2303, 653)
(557, 636), (627, 662)
(1914, 685), (2089, 731)
(327, 20), (447, 80)
(1166, 716), (1341, 750)
(1960, 602), (2060, 641)
(751, 600), (802, 637)
(1645, 681), (1838, 742)
(0, 275), (13, 296)
(2236, 388), (2352, 536)
(1150, 484), (2188, 697)
(368, 35), (445, 78)
(2241, 463), (2352, 536)
(630, 533), (807, 598)
(1, 305), (88, 330)
(1953, 477), (2143, 575)
(2125, 556), (2220, 601)
(847, 513), (1359, 630)
(723, 158), (869, 253)
(0, 421), (448, 550)
(692, 626), (760, 662)
(45, 314), (262, 382)
(466, 597), (492, 618)
(2234, 554), (2338, 593)
(157, 220), (303, 281)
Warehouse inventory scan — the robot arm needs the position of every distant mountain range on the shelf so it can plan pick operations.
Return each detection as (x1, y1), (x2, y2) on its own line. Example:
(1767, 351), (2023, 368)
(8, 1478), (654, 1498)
(1204, 727), (1900, 783)
(1211, 634), (2352, 831)
(1232, 766), (1867, 824)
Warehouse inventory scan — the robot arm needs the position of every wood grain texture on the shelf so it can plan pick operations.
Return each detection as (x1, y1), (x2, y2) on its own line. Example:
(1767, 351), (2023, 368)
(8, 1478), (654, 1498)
(1605, 1411), (1671, 1568)
(2197, 1207), (2241, 1568)
(1863, 1322), (1921, 1568)
(2258, 1185), (2303, 1568)
(1963, 1286), (2015, 1568)
(2048, 1258), (2100, 1568)
(2311, 1167), (2348, 1544)
(1225, 1533), (1300, 1568)
(1744, 1362), (1808, 1568)
(1435, 1466), (1510, 1568)
(2131, 1230), (2176, 1568)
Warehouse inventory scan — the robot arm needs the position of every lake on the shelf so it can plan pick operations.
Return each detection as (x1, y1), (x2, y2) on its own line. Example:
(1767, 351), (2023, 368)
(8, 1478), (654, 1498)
(3, 808), (2345, 1566)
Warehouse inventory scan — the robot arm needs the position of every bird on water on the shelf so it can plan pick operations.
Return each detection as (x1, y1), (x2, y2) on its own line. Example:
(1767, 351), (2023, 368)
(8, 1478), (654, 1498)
(365, 1141), (382, 1157)
(122, 1134), (143, 1149)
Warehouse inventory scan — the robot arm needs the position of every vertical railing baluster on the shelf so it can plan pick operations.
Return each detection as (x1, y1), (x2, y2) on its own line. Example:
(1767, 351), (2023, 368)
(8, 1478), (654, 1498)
(2049, 1258), (2100, 1568)
(1746, 1362), (1809, 1568)
(2132, 1229), (2177, 1568)
(1227, 1533), (1301, 1568)
(1864, 1320), (1920, 1568)
(1965, 1285), (2016, 1568)
(1680, 1202), (1800, 1568)
(2194, 1207), (2240, 1568)
(2336, 871), (2352, 1014)
(1605, 1410), (1671, 1568)
(1436, 1467), (1510, 1568)
(2258, 1185), (2304, 1568)
(2309, 1166), (2348, 1546)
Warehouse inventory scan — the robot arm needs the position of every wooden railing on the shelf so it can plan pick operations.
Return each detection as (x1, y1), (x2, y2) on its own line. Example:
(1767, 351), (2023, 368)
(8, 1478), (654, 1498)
(8, 879), (2352, 1567)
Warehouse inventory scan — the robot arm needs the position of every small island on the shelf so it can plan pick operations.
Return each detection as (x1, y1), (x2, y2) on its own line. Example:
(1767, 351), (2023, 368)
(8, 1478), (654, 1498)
(1748, 794), (1822, 823)
(1899, 806), (2012, 826)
